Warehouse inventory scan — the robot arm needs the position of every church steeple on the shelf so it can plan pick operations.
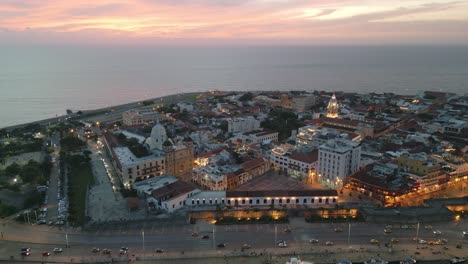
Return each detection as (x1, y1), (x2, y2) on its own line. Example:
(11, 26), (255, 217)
(327, 93), (339, 118)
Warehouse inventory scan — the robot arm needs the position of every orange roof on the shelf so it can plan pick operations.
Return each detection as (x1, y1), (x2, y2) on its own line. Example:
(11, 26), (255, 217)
(289, 150), (318, 164)
(241, 157), (266, 171)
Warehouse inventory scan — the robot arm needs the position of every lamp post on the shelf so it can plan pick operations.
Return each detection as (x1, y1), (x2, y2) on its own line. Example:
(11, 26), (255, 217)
(347, 223), (351, 247)
(274, 225), (277, 247)
(142, 230), (145, 259)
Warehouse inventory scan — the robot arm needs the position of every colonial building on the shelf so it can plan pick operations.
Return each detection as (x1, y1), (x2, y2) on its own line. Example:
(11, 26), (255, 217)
(227, 116), (261, 134)
(122, 110), (166, 126)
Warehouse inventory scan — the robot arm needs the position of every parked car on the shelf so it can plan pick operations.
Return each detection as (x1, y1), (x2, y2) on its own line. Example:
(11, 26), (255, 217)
(92, 248), (100, 253)
(390, 238), (400, 243)
(102, 249), (111, 255)
(242, 244), (251, 249)
(191, 232), (199, 236)
(384, 228), (392, 233)
(370, 239), (379, 244)
(425, 225), (433, 229)
(284, 227), (292, 233)
(334, 228), (343, 232)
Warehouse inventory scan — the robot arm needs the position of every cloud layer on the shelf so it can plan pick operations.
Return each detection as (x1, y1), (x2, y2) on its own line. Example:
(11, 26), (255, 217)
(1, 0), (467, 45)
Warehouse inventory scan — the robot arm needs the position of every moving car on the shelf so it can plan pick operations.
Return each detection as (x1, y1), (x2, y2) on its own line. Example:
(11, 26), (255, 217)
(119, 247), (128, 255)
(242, 244), (251, 249)
(425, 225), (433, 229)
(384, 229), (392, 233)
(102, 249), (111, 255)
(309, 239), (319, 243)
(21, 251), (30, 256)
(284, 227), (292, 233)
(450, 257), (466, 264)
(335, 228), (343, 232)
(217, 243), (226, 248)
(53, 248), (63, 253)
(277, 241), (288, 248)
(390, 238), (399, 243)
(155, 249), (164, 253)
(21, 248), (31, 252)
(418, 239), (427, 244)
(191, 232), (199, 236)
(92, 248), (100, 253)
(433, 230), (442, 235)
(202, 235), (209, 239)
(370, 239), (379, 244)
(42, 252), (51, 256)
(325, 241), (334, 246)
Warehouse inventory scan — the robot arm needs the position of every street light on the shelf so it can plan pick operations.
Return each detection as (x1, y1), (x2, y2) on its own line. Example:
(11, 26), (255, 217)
(142, 230), (145, 259)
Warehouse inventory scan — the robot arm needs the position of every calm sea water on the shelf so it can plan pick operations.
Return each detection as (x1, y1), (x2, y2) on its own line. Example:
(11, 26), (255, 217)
(1, 46), (467, 128)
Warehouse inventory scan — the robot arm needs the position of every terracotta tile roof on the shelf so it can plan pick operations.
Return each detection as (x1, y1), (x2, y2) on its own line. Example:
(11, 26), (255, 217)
(151, 181), (196, 199)
(289, 150), (318, 164)
(241, 157), (266, 171)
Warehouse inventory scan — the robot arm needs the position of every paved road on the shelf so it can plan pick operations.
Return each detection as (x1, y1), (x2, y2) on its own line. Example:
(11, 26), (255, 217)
(1, 217), (467, 263)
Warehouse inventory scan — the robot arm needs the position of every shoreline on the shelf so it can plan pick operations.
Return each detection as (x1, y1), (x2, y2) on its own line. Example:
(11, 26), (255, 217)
(0, 91), (202, 131)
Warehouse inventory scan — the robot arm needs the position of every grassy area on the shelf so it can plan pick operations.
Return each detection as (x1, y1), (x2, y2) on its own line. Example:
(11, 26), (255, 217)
(66, 154), (94, 226)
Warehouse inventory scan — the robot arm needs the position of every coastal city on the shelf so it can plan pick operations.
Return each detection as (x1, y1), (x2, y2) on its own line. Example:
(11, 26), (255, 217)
(0, 90), (467, 264)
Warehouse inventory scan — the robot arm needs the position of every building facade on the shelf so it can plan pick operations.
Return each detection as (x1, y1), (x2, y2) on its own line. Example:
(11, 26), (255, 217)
(317, 139), (361, 188)
(123, 110), (166, 126)
(227, 116), (261, 133)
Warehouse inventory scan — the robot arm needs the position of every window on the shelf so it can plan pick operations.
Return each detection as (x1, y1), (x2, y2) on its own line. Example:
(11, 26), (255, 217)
(242, 200), (245, 204)
(296, 199), (299, 203)
(325, 198), (329, 203)
(222, 199), (225, 204)
(227, 200), (231, 205)
(319, 198), (322, 203)
(286, 199), (290, 203)
(197, 200), (200, 205)
(311, 199), (314, 203)
(303, 198), (307, 203)
(209, 200), (212, 204)
(192, 200), (194, 205)
(172, 204), (175, 208)
(202, 200), (205, 204)
(256, 199), (260, 204)
(279, 199), (282, 204)
(264, 199), (267, 204)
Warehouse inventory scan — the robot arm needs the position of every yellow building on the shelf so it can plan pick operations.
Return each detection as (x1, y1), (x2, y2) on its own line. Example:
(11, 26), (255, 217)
(163, 139), (194, 180)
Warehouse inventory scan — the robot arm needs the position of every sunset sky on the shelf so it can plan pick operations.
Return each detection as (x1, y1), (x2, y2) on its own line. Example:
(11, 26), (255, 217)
(1, 0), (468, 45)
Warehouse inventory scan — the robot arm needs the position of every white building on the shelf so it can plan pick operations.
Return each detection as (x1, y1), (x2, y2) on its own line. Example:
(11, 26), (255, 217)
(227, 116), (261, 133)
(123, 110), (166, 126)
(146, 180), (199, 213)
(244, 130), (278, 144)
(296, 125), (361, 150)
(177, 102), (194, 112)
(270, 144), (319, 180)
(133, 175), (178, 196)
(317, 139), (361, 188)
(192, 164), (240, 190)
(144, 121), (168, 151)
(112, 147), (166, 187)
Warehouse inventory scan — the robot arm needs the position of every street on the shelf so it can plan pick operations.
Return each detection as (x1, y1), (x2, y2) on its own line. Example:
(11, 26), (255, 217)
(0, 217), (467, 263)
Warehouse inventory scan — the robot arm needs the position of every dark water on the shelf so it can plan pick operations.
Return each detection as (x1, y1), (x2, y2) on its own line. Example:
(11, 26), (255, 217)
(1, 45), (467, 127)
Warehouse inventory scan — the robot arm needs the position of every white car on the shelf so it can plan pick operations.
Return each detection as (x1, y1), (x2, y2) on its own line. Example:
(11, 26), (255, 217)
(433, 230), (442, 235)
(325, 241), (334, 246)
(418, 239), (427, 244)
(277, 241), (288, 248)
(53, 248), (63, 253)
(309, 239), (319, 243)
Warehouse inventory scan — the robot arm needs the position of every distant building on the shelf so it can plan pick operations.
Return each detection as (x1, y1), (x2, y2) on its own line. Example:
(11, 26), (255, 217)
(244, 129), (278, 144)
(227, 116), (260, 133)
(326, 94), (339, 118)
(291, 95), (316, 112)
(123, 110), (166, 126)
(176, 102), (194, 112)
(317, 138), (361, 188)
